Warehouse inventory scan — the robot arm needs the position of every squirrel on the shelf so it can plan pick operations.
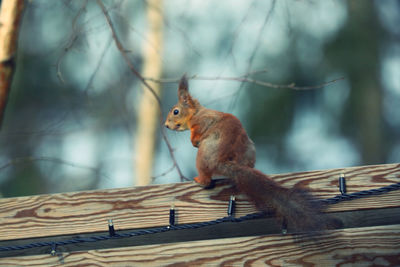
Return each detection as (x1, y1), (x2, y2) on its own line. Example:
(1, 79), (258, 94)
(165, 75), (340, 233)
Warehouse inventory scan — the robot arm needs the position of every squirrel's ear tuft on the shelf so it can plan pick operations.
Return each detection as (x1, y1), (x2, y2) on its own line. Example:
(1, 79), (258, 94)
(178, 74), (193, 106)
(178, 74), (188, 92)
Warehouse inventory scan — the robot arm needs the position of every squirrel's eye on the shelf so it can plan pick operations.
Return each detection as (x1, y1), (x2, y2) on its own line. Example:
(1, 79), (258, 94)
(173, 109), (179, 115)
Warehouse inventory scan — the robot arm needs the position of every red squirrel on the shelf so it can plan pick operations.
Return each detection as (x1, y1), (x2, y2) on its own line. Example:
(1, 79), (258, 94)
(165, 75), (339, 232)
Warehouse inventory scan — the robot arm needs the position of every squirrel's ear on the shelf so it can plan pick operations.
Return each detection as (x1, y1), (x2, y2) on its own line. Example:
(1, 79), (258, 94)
(178, 74), (194, 107)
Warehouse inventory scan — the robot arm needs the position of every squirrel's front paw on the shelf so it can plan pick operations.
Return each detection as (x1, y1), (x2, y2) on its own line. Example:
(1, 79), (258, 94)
(194, 176), (211, 186)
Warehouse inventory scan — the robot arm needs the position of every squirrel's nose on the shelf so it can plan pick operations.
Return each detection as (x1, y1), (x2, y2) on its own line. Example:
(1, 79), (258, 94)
(165, 124), (169, 129)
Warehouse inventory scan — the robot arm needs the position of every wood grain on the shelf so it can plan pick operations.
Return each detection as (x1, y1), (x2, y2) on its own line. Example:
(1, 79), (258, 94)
(0, 224), (399, 266)
(0, 163), (399, 241)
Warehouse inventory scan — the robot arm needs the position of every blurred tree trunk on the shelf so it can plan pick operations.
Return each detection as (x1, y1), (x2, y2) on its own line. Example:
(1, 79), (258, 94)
(0, 0), (25, 129)
(135, 0), (163, 186)
(326, 1), (385, 164)
(346, 1), (384, 164)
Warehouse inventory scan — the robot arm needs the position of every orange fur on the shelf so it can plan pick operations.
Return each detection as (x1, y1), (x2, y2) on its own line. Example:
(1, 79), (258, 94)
(165, 75), (341, 233)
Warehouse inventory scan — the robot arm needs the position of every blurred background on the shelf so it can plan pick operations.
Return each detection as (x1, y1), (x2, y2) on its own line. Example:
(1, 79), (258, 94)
(0, 0), (399, 197)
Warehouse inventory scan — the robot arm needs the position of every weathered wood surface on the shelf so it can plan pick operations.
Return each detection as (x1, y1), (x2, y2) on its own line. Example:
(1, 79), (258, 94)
(0, 163), (399, 241)
(0, 224), (399, 266)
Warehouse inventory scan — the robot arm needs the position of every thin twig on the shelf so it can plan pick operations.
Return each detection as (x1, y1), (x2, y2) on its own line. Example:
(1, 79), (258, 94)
(246, 1), (276, 76)
(151, 163), (176, 181)
(0, 156), (110, 180)
(96, 0), (188, 182)
(239, 68), (268, 77)
(230, 0), (276, 111)
(111, 9), (163, 58)
(225, 0), (257, 68)
(56, 1), (88, 84)
(83, 36), (113, 94)
(144, 0), (202, 57)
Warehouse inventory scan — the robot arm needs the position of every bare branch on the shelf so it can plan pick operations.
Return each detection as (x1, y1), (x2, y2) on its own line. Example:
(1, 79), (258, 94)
(144, 74), (345, 91)
(96, 0), (188, 182)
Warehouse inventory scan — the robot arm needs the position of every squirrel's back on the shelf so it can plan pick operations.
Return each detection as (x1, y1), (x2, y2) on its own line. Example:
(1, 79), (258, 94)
(191, 108), (256, 169)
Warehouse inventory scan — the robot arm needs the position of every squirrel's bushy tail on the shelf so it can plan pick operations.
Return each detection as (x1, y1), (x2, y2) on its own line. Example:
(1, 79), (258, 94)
(217, 162), (340, 233)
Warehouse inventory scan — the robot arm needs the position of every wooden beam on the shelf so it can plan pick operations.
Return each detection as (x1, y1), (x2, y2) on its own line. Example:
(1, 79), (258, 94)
(1, 207), (399, 258)
(0, 224), (399, 266)
(0, 163), (399, 242)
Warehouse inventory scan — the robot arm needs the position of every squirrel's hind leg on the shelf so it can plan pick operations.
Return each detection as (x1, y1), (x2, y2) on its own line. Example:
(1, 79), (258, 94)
(194, 162), (213, 187)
